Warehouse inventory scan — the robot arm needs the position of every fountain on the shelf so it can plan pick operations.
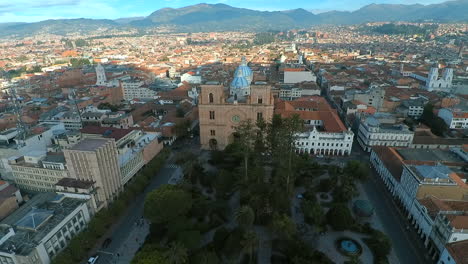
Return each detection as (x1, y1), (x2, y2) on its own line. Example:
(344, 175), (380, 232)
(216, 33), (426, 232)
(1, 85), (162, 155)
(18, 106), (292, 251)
(336, 237), (362, 256)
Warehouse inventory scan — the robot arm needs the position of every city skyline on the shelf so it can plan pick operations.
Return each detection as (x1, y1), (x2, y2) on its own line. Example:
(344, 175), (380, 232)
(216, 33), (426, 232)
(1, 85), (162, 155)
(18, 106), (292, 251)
(0, 0), (451, 23)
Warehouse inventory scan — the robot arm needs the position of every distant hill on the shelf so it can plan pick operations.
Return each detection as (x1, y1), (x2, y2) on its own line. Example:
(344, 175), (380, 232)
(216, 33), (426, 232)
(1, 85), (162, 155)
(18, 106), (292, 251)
(1, 0), (467, 37)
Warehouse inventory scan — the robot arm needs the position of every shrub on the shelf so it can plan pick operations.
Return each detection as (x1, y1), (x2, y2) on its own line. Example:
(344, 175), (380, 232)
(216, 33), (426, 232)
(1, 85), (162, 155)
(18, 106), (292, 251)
(363, 229), (392, 263)
(213, 227), (230, 251)
(317, 179), (333, 192)
(326, 203), (354, 231)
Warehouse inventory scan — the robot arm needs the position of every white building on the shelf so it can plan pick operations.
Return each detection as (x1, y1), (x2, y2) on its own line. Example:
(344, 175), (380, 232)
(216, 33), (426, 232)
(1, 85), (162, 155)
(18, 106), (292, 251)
(121, 78), (156, 100)
(283, 70), (317, 84)
(426, 67), (453, 91)
(279, 87), (302, 100)
(295, 126), (354, 156)
(95, 64), (107, 86)
(438, 108), (468, 129)
(0, 193), (91, 264)
(357, 115), (414, 152)
(0, 123), (65, 181)
(181, 72), (202, 84)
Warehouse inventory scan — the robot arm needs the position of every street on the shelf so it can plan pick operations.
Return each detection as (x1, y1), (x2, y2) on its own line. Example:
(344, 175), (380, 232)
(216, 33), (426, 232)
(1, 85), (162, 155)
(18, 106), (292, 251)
(350, 143), (429, 264)
(95, 166), (177, 264)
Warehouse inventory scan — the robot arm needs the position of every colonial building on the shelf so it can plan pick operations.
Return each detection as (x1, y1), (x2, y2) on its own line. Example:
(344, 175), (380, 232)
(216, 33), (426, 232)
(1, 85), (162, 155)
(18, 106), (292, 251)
(199, 84), (274, 150)
(370, 146), (468, 261)
(275, 96), (353, 156)
(199, 58), (273, 150)
(357, 114), (414, 152)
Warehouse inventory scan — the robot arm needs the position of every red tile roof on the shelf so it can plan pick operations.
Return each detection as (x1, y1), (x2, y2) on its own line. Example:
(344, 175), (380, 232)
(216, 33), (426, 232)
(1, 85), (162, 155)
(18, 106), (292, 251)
(371, 146), (404, 181)
(446, 240), (468, 264)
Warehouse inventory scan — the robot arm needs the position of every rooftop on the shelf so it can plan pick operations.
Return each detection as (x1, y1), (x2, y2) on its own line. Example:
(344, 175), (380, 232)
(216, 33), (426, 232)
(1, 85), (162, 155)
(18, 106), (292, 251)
(446, 240), (468, 264)
(69, 138), (111, 151)
(56, 178), (94, 189)
(397, 148), (465, 164)
(0, 193), (86, 256)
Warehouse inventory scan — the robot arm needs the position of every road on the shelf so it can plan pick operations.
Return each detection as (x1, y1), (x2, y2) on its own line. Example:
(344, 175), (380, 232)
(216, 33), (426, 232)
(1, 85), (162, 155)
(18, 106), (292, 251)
(350, 143), (429, 264)
(95, 166), (177, 264)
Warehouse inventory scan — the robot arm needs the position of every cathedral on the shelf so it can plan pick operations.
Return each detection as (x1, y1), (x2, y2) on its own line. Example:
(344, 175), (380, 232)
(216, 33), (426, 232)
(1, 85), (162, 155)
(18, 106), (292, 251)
(425, 65), (453, 91)
(199, 58), (274, 150)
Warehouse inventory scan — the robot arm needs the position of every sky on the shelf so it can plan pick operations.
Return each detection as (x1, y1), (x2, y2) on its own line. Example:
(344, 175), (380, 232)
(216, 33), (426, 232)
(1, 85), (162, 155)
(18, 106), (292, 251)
(0, 0), (450, 23)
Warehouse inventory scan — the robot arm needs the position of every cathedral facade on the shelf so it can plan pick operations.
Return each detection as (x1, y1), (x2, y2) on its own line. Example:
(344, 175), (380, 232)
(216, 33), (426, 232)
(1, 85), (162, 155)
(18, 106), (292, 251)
(199, 84), (274, 150)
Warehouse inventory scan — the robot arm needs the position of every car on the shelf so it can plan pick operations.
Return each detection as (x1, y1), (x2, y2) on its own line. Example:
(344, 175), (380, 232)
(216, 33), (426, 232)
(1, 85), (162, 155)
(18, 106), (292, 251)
(316, 154), (324, 158)
(88, 256), (99, 264)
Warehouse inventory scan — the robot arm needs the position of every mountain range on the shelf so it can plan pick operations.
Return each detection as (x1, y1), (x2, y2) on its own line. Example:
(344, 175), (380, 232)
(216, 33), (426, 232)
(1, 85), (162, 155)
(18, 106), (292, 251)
(1, 0), (467, 37)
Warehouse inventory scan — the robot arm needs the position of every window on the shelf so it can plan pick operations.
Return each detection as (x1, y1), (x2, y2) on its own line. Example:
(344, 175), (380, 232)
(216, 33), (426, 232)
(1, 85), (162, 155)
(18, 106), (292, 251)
(209, 93), (214, 103)
(258, 98), (263, 104)
(257, 112), (263, 120)
(210, 130), (216, 136)
(209, 111), (215, 120)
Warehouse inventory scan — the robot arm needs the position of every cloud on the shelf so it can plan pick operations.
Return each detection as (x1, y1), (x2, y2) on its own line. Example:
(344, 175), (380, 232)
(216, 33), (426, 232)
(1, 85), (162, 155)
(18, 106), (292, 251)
(0, 0), (120, 22)
(0, 0), (81, 13)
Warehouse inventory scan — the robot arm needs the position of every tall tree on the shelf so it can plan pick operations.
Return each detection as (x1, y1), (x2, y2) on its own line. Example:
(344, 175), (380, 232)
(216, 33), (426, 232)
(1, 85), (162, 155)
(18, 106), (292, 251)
(241, 231), (259, 264)
(275, 115), (303, 194)
(235, 119), (257, 182)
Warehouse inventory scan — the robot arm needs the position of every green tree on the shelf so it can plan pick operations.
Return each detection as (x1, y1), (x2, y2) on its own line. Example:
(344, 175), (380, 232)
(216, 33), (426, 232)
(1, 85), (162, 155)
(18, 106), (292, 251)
(144, 185), (192, 224)
(345, 160), (369, 181)
(301, 200), (324, 226)
(326, 204), (354, 231)
(421, 103), (448, 136)
(165, 242), (188, 264)
(241, 231), (259, 264)
(132, 244), (169, 264)
(270, 213), (297, 240)
(235, 205), (255, 230)
(234, 119), (257, 182)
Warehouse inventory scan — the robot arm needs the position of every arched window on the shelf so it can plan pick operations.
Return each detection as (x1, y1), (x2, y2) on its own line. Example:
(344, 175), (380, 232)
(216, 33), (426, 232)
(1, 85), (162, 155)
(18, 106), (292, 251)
(209, 93), (214, 103)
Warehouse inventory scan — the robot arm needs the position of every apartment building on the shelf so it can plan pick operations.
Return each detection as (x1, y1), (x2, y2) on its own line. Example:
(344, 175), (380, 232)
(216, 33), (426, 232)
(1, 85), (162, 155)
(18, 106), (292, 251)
(9, 152), (68, 192)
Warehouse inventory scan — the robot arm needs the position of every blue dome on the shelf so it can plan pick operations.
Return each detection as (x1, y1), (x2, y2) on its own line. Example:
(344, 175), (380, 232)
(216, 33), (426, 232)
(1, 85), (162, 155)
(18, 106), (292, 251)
(235, 56), (253, 82)
(230, 73), (250, 90)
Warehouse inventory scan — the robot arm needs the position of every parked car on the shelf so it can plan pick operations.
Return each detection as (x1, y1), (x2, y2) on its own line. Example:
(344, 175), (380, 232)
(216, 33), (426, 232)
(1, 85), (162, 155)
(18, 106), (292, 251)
(88, 256), (99, 264)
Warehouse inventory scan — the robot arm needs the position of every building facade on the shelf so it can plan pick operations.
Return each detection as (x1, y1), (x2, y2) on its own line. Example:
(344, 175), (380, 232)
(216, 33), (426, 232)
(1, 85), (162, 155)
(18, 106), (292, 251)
(357, 116), (414, 152)
(295, 127), (354, 156)
(0, 193), (91, 264)
(9, 153), (69, 192)
(199, 84), (274, 150)
(438, 108), (468, 129)
(64, 138), (122, 207)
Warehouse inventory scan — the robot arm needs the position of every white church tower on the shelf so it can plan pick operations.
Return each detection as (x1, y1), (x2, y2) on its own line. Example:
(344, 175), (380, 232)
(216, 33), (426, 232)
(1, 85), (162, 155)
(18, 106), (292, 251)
(425, 65), (453, 91)
(95, 64), (107, 86)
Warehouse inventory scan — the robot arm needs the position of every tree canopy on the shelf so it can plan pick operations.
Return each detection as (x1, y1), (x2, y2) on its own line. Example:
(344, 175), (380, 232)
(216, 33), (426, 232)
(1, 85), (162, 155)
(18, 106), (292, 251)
(144, 185), (193, 224)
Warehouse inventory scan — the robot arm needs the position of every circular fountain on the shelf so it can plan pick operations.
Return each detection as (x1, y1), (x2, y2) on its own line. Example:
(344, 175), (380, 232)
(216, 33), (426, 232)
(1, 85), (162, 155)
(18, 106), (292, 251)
(336, 237), (362, 256)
